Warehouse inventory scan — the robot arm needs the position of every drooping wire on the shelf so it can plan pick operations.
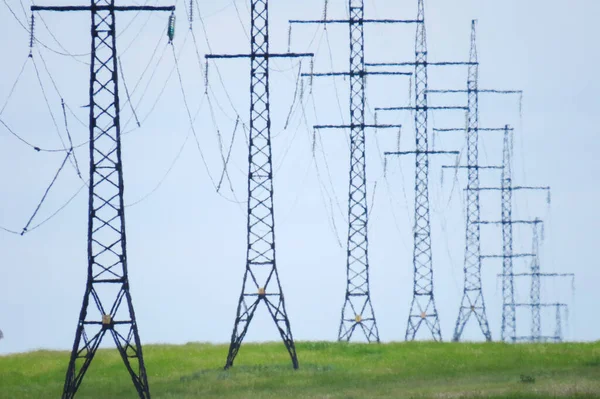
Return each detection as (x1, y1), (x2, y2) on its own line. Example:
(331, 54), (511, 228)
(24, 181), (87, 233)
(1, 57), (30, 116)
(61, 98), (82, 179)
(20, 149), (72, 235)
(207, 92), (236, 194)
(216, 117), (239, 193)
(35, 12), (89, 62)
(118, 56), (141, 128)
(284, 61), (303, 130)
(125, 133), (190, 208)
(170, 41), (243, 205)
(0, 118), (69, 153)
(31, 53), (68, 151)
(121, 36), (170, 132)
(34, 48), (89, 176)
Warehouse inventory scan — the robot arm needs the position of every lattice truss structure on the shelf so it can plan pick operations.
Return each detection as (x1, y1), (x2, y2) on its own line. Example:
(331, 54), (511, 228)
(207, 0), (312, 370)
(508, 221), (574, 343)
(226, 0), (297, 369)
(451, 21), (492, 342)
(289, 0), (415, 343)
(473, 126), (559, 342)
(31, 1), (174, 397)
(405, 0), (442, 342)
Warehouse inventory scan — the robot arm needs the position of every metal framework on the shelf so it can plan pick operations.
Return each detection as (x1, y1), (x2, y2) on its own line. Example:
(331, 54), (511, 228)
(377, 1), (488, 341)
(207, 0), (313, 370)
(289, 2), (416, 342)
(512, 303), (568, 342)
(31, 2), (174, 398)
(530, 221), (542, 339)
(450, 21), (492, 342)
(497, 221), (574, 342)
(406, 0), (442, 341)
(473, 126), (551, 342)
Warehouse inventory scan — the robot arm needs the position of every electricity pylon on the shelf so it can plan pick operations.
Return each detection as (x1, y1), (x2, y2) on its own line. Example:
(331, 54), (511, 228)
(31, 1), (174, 397)
(498, 220), (574, 342)
(473, 125), (551, 342)
(207, 0), (312, 369)
(375, 0), (467, 340)
(450, 21), (492, 342)
(289, 1), (413, 343)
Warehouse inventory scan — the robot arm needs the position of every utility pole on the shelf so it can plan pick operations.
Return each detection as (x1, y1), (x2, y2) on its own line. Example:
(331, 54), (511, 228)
(289, 1), (413, 343)
(206, 0), (312, 369)
(31, 1), (174, 397)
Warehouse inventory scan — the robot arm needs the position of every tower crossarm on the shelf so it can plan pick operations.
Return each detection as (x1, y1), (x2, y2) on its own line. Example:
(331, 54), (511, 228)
(289, 18), (422, 25)
(428, 89), (522, 95)
(302, 71), (411, 77)
(442, 165), (502, 170)
(477, 220), (544, 225)
(314, 124), (402, 130)
(31, 5), (174, 11)
(481, 254), (536, 259)
(376, 106), (468, 112)
(367, 61), (476, 67)
(497, 273), (574, 279)
(436, 127), (514, 133)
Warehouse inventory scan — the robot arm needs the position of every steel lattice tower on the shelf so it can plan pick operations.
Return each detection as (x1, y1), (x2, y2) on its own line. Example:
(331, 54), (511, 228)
(554, 304), (563, 341)
(289, 2), (412, 342)
(226, 0), (296, 370)
(452, 21), (492, 342)
(32, 2), (173, 397)
(68, 6), (162, 398)
(500, 125), (516, 342)
(530, 220), (542, 341)
(208, 0), (313, 370)
(336, 0), (379, 343)
(406, 0), (442, 341)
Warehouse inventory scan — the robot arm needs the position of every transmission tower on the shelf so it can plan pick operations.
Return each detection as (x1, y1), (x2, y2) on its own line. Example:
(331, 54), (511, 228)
(289, 2), (413, 342)
(31, 2), (174, 398)
(471, 125), (551, 342)
(498, 220), (574, 342)
(207, 0), (312, 370)
(448, 20), (492, 342)
(375, 0), (472, 340)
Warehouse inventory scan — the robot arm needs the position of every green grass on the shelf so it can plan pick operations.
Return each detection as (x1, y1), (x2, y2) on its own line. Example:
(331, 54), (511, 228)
(1, 341), (599, 398)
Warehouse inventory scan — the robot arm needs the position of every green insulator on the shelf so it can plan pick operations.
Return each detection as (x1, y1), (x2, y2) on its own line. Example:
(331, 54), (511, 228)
(168, 12), (176, 42)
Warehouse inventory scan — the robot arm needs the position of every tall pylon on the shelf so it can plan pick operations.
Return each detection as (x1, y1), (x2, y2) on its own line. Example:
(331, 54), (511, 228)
(498, 220), (574, 342)
(31, 2), (174, 397)
(207, 0), (312, 370)
(452, 20), (492, 342)
(530, 219), (542, 341)
(476, 126), (551, 342)
(405, 0), (442, 341)
(288, 2), (413, 342)
(336, 0), (379, 343)
(500, 126), (516, 341)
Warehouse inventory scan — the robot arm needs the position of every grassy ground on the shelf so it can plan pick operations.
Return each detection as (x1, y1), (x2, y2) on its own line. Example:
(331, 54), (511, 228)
(1, 341), (599, 398)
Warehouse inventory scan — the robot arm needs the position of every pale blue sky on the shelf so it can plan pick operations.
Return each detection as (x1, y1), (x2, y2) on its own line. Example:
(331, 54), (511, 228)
(0, 0), (598, 355)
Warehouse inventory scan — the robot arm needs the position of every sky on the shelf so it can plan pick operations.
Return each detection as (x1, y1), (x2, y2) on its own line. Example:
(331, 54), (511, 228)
(0, 0), (599, 357)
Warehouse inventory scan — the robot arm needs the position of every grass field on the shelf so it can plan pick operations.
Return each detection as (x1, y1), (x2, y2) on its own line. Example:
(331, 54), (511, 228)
(1, 341), (599, 398)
